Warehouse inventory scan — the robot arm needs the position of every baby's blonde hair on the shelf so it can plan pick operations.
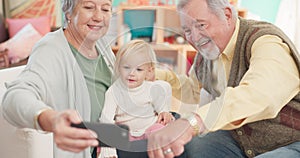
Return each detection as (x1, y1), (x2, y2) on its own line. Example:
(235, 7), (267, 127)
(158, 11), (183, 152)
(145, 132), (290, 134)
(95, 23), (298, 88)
(114, 39), (157, 80)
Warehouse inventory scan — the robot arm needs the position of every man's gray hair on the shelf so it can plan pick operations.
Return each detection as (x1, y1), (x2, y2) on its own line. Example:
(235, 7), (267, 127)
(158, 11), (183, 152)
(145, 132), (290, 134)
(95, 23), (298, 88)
(177, 0), (237, 20)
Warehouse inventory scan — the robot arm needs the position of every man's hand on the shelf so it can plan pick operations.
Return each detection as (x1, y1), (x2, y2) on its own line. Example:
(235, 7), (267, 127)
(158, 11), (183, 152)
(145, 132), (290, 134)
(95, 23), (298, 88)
(147, 119), (193, 158)
(148, 114), (205, 158)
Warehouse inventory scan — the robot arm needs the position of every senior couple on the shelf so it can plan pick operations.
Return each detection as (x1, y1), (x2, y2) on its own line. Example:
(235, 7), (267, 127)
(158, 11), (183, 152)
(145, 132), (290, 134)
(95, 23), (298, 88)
(2, 0), (299, 158)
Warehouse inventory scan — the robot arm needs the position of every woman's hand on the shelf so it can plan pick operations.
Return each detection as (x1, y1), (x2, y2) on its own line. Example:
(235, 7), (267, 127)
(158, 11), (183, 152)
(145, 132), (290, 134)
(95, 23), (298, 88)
(38, 109), (98, 153)
(157, 112), (175, 125)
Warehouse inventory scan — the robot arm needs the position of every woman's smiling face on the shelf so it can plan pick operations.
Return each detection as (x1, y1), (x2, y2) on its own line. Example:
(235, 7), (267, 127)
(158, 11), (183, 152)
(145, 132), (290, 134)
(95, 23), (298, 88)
(67, 0), (112, 42)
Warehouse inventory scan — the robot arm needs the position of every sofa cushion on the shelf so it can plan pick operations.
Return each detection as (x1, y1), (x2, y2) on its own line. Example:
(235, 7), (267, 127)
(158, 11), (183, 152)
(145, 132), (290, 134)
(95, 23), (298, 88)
(0, 23), (42, 64)
(6, 15), (51, 38)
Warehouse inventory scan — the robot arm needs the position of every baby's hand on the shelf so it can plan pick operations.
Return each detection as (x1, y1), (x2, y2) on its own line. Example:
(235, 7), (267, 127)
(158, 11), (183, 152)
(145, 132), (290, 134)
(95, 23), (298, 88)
(157, 112), (175, 125)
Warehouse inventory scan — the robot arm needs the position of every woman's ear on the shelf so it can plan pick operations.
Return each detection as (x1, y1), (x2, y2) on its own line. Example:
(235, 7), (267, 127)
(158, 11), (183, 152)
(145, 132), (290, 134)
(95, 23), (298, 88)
(146, 66), (155, 81)
(65, 13), (71, 21)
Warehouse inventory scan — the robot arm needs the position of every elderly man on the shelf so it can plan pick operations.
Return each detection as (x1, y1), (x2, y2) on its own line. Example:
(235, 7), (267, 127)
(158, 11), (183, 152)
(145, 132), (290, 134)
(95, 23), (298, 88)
(148, 0), (300, 158)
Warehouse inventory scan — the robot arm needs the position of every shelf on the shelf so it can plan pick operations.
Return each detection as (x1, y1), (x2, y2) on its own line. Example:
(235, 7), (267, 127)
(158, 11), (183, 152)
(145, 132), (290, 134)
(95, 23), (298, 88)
(116, 5), (196, 74)
(117, 5), (181, 46)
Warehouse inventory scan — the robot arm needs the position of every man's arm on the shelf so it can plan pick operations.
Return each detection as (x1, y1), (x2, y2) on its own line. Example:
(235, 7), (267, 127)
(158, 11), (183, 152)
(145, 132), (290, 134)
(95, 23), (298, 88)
(155, 68), (202, 104)
(196, 35), (300, 131)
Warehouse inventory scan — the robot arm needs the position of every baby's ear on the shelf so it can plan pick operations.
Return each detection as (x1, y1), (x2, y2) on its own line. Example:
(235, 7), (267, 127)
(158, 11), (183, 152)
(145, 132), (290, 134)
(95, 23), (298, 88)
(146, 66), (155, 81)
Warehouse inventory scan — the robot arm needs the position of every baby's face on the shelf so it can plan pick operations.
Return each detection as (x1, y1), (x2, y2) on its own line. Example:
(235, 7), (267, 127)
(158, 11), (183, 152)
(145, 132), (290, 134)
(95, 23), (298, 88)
(119, 52), (152, 89)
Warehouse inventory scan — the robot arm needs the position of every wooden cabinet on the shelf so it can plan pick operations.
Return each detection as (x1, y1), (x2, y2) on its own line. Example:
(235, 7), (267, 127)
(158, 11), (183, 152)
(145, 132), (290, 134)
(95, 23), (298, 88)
(117, 5), (180, 46)
(116, 5), (196, 74)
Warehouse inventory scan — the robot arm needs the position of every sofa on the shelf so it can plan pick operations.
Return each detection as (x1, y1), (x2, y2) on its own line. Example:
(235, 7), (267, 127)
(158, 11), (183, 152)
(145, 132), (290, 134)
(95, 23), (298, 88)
(0, 65), (53, 158)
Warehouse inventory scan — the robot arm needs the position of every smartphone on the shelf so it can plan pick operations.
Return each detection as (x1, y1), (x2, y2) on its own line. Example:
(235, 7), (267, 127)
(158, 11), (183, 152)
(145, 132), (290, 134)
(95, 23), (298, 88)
(71, 122), (148, 152)
(71, 122), (129, 147)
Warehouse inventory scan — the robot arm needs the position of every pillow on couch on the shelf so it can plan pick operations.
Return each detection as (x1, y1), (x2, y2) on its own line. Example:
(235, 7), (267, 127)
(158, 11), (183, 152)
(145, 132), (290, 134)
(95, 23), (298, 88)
(6, 16), (51, 38)
(0, 23), (42, 64)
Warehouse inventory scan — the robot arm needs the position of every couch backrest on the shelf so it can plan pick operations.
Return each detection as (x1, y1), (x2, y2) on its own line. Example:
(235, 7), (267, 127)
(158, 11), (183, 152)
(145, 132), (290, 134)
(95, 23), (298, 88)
(0, 65), (25, 101)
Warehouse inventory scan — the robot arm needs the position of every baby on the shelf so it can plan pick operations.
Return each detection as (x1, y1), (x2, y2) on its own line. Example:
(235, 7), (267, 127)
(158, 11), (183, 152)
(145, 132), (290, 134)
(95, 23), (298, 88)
(99, 40), (174, 157)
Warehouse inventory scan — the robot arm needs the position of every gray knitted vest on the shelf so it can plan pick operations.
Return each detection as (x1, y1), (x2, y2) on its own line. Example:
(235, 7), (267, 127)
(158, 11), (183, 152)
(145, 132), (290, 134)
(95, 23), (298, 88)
(194, 18), (300, 157)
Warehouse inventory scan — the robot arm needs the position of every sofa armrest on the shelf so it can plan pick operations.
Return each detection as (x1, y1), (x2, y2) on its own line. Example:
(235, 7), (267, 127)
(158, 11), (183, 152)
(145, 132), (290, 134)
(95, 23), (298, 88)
(0, 107), (53, 158)
(0, 65), (53, 158)
(22, 129), (54, 158)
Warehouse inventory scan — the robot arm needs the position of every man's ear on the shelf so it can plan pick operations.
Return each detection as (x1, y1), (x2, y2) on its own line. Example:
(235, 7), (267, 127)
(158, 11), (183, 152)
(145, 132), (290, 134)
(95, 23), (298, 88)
(224, 7), (233, 21)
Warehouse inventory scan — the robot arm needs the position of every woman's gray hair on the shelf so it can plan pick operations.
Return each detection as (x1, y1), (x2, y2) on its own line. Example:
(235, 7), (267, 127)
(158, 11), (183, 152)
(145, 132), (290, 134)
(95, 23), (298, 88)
(61, 0), (78, 27)
(177, 0), (237, 20)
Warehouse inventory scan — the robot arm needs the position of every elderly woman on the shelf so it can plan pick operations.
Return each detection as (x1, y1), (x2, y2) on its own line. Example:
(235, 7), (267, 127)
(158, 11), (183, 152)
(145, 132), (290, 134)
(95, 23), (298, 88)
(2, 0), (115, 158)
